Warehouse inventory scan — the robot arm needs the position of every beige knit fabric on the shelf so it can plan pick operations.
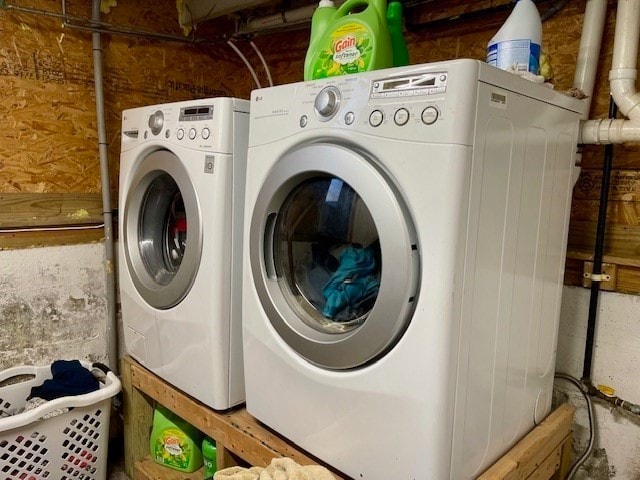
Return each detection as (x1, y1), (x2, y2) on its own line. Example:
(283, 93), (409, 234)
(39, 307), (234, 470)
(213, 457), (336, 480)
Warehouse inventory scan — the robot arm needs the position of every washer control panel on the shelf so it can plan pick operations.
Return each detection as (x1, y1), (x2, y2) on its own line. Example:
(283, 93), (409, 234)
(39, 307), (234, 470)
(122, 98), (249, 154)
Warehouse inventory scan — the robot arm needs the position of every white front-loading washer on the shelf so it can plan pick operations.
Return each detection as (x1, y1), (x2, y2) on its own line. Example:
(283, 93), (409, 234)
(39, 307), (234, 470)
(119, 97), (249, 410)
(242, 60), (583, 478)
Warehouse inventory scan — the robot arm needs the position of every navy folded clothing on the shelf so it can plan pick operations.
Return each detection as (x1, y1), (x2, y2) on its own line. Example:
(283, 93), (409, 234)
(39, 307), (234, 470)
(28, 360), (99, 401)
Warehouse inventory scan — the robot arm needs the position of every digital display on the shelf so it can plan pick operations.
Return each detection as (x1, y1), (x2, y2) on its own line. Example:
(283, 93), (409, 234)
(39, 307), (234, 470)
(179, 105), (214, 121)
(384, 79), (411, 89)
(371, 72), (447, 97)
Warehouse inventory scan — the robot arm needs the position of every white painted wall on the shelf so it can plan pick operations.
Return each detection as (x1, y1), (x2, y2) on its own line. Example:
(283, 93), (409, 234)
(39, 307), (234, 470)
(556, 286), (640, 480)
(0, 243), (110, 372)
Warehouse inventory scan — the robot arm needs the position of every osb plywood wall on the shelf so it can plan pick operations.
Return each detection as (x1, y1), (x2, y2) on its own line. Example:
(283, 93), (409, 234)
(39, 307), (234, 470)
(1, 0), (639, 291)
(0, 0), (254, 247)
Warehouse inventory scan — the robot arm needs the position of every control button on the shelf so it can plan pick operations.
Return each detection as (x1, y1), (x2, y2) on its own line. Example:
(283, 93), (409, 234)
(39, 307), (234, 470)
(148, 110), (164, 136)
(398, 90), (414, 97)
(189, 128), (197, 140)
(421, 106), (439, 125)
(177, 128), (184, 140)
(384, 91), (399, 98)
(143, 131), (148, 139)
(394, 108), (410, 126)
(369, 110), (384, 127)
(202, 127), (211, 139)
(300, 115), (308, 128)
(440, 74), (447, 82)
(165, 130), (170, 138)
(370, 93), (384, 99)
(314, 86), (341, 120)
(344, 112), (355, 125)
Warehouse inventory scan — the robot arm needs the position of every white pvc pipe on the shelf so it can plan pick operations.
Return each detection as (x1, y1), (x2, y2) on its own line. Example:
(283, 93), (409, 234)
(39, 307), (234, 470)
(579, 0), (640, 144)
(580, 118), (640, 143)
(573, 0), (608, 119)
(609, 0), (640, 121)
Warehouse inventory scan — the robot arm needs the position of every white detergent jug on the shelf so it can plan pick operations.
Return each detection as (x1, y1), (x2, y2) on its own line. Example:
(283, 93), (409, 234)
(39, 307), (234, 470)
(486, 0), (542, 75)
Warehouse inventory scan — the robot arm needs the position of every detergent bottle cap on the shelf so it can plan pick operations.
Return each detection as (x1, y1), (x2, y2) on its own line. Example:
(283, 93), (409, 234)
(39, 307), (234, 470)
(318, 0), (335, 7)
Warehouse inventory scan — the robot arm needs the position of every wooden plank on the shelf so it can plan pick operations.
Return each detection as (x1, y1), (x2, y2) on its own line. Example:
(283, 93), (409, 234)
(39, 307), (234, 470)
(567, 220), (640, 261)
(0, 193), (103, 227)
(550, 435), (573, 480)
(0, 226), (104, 249)
(127, 357), (346, 479)
(217, 444), (242, 470)
(135, 458), (202, 480)
(478, 404), (575, 480)
(526, 445), (561, 480)
(122, 357), (155, 480)
(616, 265), (640, 295)
(564, 255), (640, 295)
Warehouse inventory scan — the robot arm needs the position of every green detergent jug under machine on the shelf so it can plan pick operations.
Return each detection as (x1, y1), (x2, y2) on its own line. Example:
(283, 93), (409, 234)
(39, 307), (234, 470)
(304, 0), (405, 80)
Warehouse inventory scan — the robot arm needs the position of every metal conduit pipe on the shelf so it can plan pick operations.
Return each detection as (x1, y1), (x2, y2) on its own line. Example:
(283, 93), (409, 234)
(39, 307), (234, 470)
(582, 97), (617, 382)
(92, 0), (119, 374)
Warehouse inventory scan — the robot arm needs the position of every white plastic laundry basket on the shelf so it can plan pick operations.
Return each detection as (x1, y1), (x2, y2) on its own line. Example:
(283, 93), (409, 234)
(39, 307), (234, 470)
(0, 361), (121, 480)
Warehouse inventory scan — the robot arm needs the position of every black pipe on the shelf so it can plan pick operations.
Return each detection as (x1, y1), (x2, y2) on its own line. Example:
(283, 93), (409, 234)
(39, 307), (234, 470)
(582, 96), (618, 381)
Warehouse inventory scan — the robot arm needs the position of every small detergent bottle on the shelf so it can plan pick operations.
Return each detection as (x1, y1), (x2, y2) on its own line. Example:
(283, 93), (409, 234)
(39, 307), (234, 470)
(386, 1), (409, 67)
(304, 0), (393, 80)
(149, 405), (204, 473)
(202, 437), (217, 479)
(486, 0), (542, 76)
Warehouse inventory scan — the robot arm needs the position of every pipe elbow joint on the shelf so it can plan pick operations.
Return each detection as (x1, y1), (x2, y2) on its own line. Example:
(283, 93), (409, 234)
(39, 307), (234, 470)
(610, 70), (640, 121)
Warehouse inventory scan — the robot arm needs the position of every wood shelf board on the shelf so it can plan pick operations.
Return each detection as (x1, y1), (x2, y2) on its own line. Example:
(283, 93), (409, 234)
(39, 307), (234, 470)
(0, 228), (104, 249)
(135, 458), (203, 480)
(0, 193), (104, 227)
(124, 357), (575, 480)
(127, 358), (343, 477)
(478, 404), (575, 480)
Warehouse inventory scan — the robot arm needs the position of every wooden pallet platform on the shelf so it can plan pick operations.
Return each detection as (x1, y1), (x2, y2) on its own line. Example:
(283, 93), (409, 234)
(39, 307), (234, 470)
(121, 355), (574, 480)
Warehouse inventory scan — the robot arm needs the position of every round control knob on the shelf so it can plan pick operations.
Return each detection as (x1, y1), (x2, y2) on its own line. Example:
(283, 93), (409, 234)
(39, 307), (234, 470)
(344, 112), (355, 125)
(369, 110), (384, 127)
(394, 108), (410, 126)
(188, 128), (197, 140)
(314, 86), (341, 120)
(177, 128), (184, 140)
(148, 110), (164, 136)
(421, 106), (439, 125)
(202, 127), (211, 140)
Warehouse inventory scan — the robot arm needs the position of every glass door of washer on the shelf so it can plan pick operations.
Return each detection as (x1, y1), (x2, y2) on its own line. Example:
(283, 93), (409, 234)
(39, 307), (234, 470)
(123, 149), (202, 309)
(250, 143), (420, 369)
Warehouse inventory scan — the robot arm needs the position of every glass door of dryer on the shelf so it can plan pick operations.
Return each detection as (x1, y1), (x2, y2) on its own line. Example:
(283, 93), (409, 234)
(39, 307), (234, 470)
(123, 149), (202, 309)
(249, 143), (420, 370)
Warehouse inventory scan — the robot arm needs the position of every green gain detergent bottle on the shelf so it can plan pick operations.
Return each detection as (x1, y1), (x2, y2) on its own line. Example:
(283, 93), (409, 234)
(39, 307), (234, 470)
(149, 404), (204, 473)
(304, 0), (394, 80)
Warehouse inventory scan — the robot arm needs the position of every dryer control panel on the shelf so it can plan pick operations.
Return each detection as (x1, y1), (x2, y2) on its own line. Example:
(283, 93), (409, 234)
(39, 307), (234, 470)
(249, 59), (483, 147)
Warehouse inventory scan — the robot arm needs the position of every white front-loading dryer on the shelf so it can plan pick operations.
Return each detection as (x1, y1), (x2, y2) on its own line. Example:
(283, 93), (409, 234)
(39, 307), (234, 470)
(242, 60), (584, 478)
(119, 97), (249, 410)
